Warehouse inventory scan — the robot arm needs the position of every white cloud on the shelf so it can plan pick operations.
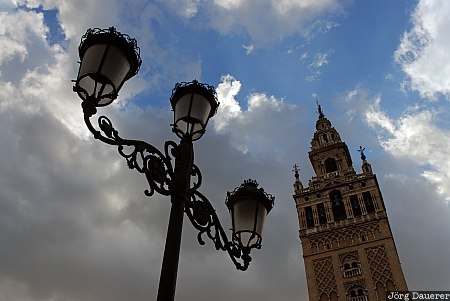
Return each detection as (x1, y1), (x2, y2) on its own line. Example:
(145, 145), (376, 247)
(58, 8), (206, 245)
(214, 0), (243, 10)
(15, 0), (121, 40)
(158, 0), (202, 19)
(169, 0), (343, 45)
(362, 93), (450, 202)
(0, 10), (47, 64)
(213, 74), (298, 157)
(384, 73), (394, 81)
(365, 95), (396, 133)
(305, 49), (333, 80)
(394, 0), (450, 100)
(344, 86), (450, 204)
(309, 50), (331, 68)
(214, 74), (242, 131)
(242, 43), (255, 54)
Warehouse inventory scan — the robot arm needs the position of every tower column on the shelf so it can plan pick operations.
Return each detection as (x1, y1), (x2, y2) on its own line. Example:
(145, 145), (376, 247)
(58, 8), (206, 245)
(312, 205), (319, 226)
(324, 201), (334, 223)
(344, 197), (353, 218)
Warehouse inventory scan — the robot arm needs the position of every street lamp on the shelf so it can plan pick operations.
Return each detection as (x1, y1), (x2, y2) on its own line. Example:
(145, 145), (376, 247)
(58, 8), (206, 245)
(73, 27), (275, 301)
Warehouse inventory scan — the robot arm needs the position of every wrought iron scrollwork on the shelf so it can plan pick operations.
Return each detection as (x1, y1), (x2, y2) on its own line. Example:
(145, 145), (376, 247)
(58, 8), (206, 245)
(83, 101), (254, 271)
(83, 108), (175, 197)
(184, 189), (251, 271)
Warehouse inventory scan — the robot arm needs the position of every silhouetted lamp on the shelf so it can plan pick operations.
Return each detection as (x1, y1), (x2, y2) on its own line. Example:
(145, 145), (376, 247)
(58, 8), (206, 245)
(73, 26), (275, 301)
(74, 27), (141, 107)
(170, 80), (219, 141)
(226, 179), (274, 252)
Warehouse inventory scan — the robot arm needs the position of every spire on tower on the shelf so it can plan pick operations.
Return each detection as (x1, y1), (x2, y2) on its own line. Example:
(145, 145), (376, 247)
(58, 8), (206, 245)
(293, 164), (300, 179)
(292, 164), (303, 192)
(314, 95), (324, 118)
(358, 146), (373, 174)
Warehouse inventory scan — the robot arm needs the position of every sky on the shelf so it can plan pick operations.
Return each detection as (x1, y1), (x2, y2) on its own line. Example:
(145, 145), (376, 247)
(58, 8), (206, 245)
(0, 0), (450, 300)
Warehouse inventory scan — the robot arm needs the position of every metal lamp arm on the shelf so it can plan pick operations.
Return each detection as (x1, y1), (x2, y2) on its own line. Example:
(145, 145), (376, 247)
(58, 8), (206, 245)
(83, 110), (175, 197)
(82, 101), (252, 271)
(184, 189), (251, 271)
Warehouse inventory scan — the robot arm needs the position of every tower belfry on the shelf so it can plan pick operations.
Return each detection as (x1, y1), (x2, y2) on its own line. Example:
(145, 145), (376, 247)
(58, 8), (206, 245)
(293, 108), (407, 301)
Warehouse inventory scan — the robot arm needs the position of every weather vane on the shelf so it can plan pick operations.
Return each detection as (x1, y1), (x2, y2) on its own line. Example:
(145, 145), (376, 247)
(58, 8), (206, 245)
(358, 146), (366, 161)
(313, 95), (324, 118)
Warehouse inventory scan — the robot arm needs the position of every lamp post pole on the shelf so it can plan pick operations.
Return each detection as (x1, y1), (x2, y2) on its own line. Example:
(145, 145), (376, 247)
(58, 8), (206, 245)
(157, 138), (193, 301)
(73, 27), (275, 301)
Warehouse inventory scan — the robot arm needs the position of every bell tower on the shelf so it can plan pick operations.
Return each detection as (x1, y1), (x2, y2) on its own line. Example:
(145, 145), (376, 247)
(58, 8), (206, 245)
(293, 105), (407, 301)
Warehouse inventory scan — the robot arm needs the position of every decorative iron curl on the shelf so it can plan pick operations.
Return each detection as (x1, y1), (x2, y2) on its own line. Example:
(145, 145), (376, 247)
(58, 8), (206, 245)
(84, 112), (175, 197)
(184, 190), (251, 271)
(190, 163), (203, 191)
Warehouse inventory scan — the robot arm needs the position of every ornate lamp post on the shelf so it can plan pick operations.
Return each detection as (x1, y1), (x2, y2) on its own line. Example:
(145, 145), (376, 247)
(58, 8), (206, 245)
(73, 27), (275, 301)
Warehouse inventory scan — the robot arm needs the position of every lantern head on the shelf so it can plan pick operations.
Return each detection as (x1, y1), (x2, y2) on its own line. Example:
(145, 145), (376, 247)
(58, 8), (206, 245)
(73, 27), (142, 107)
(226, 179), (274, 251)
(170, 80), (219, 141)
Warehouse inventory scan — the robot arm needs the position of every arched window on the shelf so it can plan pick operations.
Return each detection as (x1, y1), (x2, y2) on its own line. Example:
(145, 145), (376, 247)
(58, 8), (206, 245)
(317, 203), (328, 224)
(330, 292), (338, 301)
(363, 192), (375, 213)
(386, 280), (396, 291)
(348, 285), (368, 301)
(350, 195), (362, 217)
(341, 254), (361, 278)
(305, 206), (315, 228)
(330, 190), (347, 221)
(325, 158), (338, 173)
(376, 282), (385, 301)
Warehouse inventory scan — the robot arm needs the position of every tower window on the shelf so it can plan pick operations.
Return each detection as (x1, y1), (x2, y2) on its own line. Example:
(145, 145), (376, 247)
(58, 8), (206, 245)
(348, 286), (368, 301)
(305, 206), (315, 228)
(325, 158), (338, 173)
(329, 190), (347, 221)
(342, 254), (362, 278)
(350, 195), (361, 217)
(317, 203), (327, 224)
(363, 192), (375, 213)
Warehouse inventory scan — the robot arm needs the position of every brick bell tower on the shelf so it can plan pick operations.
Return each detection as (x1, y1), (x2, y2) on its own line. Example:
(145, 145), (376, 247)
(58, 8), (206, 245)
(293, 105), (407, 301)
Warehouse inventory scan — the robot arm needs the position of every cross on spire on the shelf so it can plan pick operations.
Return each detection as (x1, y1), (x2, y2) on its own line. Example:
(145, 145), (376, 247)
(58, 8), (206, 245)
(292, 164), (300, 179)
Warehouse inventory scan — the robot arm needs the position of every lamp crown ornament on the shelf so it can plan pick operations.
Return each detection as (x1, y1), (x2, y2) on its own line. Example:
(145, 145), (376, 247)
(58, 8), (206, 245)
(73, 26), (142, 108)
(78, 27), (142, 77)
(226, 179), (275, 212)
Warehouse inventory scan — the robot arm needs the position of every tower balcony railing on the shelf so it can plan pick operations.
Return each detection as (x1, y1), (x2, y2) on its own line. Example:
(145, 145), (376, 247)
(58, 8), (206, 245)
(300, 210), (388, 235)
(343, 266), (362, 278)
(309, 168), (356, 183)
(349, 296), (368, 301)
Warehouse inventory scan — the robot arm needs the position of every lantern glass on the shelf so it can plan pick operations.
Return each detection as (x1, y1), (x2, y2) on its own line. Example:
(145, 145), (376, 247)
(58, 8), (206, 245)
(76, 44), (131, 106)
(170, 81), (218, 141)
(226, 179), (274, 251)
(74, 28), (141, 107)
(173, 93), (212, 140)
(231, 198), (268, 248)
